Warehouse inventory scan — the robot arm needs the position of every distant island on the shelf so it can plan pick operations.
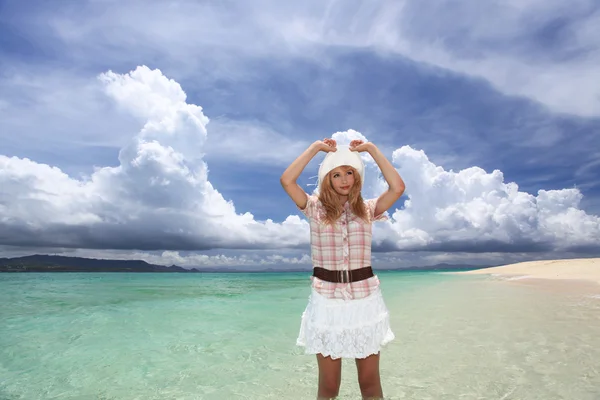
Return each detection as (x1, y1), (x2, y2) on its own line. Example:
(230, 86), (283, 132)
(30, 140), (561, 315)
(0, 254), (488, 273)
(0, 255), (196, 273)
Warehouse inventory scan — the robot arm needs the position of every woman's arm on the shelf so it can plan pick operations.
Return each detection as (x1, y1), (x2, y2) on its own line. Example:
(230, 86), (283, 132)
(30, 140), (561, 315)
(350, 140), (405, 217)
(280, 139), (336, 209)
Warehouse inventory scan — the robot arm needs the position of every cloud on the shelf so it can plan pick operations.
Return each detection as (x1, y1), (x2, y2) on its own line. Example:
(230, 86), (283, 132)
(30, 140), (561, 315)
(5, 0), (600, 117)
(145, 251), (312, 269)
(203, 119), (312, 166)
(274, 0), (600, 117)
(0, 66), (307, 251)
(0, 65), (140, 176)
(0, 66), (598, 259)
(372, 146), (600, 253)
(0, 67), (125, 148)
(0, 245), (313, 269)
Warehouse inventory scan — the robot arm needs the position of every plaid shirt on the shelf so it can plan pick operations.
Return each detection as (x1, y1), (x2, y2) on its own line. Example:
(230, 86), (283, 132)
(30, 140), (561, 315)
(298, 195), (388, 300)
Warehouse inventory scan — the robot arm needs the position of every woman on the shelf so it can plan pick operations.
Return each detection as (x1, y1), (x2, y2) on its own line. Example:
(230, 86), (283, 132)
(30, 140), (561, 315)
(280, 137), (405, 399)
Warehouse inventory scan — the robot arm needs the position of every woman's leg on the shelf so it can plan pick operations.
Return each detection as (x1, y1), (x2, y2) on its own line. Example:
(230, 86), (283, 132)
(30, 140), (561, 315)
(316, 353), (342, 399)
(355, 352), (383, 399)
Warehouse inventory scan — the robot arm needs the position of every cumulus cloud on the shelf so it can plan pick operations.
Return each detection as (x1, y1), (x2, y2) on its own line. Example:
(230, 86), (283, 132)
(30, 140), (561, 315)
(372, 147), (600, 253)
(0, 66), (598, 259)
(0, 66), (307, 251)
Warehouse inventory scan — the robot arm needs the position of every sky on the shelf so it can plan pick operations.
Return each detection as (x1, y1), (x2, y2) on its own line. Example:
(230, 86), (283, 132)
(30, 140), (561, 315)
(1, 0), (599, 270)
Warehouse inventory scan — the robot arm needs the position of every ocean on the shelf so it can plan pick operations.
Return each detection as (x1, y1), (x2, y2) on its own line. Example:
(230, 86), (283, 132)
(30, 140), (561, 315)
(1, 271), (599, 399)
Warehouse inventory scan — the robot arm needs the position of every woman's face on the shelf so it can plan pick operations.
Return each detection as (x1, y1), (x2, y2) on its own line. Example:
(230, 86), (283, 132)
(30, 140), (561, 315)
(329, 166), (355, 196)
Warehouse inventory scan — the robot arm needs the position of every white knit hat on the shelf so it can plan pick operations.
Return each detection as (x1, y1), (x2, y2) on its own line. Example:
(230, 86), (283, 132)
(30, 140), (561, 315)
(318, 147), (365, 189)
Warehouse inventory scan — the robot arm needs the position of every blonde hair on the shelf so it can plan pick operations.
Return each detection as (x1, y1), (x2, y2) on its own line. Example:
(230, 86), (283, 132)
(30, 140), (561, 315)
(318, 165), (368, 225)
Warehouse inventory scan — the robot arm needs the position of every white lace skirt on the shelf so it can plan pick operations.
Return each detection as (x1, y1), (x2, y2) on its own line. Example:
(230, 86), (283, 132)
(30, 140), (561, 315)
(296, 287), (395, 360)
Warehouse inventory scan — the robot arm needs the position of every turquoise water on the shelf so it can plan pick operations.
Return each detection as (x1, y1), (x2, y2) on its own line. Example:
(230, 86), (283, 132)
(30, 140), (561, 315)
(1, 271), (599, 399)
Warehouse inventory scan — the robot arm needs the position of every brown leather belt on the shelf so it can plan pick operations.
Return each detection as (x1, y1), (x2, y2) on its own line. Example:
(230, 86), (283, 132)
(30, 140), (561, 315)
(313, 266), (374, 283)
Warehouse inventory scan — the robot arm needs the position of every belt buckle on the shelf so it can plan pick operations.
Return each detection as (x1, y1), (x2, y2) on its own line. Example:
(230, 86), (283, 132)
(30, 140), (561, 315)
(339, 270), (350, 284)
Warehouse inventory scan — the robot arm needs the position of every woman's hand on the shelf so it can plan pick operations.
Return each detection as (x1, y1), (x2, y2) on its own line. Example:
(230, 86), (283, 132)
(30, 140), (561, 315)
(349, 140), (373, 153)
(313, 138), (337, 153)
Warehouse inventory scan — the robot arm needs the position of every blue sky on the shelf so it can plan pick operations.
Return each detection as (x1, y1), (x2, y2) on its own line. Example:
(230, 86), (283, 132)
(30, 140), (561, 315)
(1, 0), (599, 269)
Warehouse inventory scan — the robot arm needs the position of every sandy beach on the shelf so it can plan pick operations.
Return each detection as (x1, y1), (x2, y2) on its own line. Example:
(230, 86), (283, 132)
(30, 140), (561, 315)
(455, 258), (600, 288)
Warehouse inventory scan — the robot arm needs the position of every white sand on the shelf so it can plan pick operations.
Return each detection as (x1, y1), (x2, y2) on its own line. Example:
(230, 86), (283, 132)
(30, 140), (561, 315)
(456, 258), (600, 285)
